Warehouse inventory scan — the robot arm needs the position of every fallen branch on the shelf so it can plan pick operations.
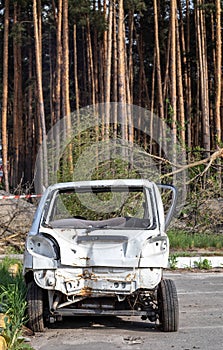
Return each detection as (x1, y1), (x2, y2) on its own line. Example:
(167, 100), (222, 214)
(138, 147), (223, 180)
(161, 147), (223, 179)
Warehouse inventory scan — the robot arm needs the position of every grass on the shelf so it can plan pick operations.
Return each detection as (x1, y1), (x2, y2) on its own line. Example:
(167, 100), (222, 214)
(168, 229), (223, 252)
(168, 254), (179, 270)
(193, 258), (212, 270)
(0, 258), (34, 350)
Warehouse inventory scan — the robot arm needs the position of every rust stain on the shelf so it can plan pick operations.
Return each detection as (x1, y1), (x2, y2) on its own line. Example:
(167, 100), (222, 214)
(80, 287), (92, 296)
(77, 271), (97, 280)
(125, 273), (136, 281)
(80, 257), (90, 261)
(90, 273), (97, 280)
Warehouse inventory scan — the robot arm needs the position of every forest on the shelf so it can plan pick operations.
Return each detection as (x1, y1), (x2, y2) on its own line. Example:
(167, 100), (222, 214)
(0, 0), (222, 200)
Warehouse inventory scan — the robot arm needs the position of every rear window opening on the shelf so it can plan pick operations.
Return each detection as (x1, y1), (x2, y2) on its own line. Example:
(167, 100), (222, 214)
(44, 186), (156, 229)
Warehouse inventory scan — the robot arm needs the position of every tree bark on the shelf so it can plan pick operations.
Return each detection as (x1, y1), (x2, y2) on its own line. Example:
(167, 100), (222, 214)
(176, 16), (185, 147)
(73, 23), (80, 112)
(105, 0), (113, 141)
(118, 0), (127, 144)
(62, 0), (71, 118)
(153, 0), (164, 120)
(33, 0), (48, 187)
(1, 0), (10, 192)
(105, 0), (113, 104)
(55, 0), (62, 124)
(128, 9), (134, 104)
(196, 0), (210, 153)
(118, 0), (126, 105)
(62, 0), (73, 175)
(215, 0), (222, 144)
(86, 16), (96, 106)
(113, 0), (118, 139)
(25, 44), (34, 185)
(186, 0), (192, 157)
(12, 2), (19, 187)
(170, 0), (177, 162)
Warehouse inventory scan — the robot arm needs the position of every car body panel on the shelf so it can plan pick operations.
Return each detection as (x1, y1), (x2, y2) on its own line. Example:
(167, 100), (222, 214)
(23, 179), (177, 320)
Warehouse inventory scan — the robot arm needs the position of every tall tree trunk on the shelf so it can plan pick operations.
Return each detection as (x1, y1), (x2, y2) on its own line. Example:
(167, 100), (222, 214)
(113, 0), (118, 138)
(37, 0), (42, 71)
(97, 0), (104, 107)
(176, 16), (185, 147)
(170, 0), (177, 164)
(215, 0), (222, 144)
(1, 0), (10, 192)
(135, 28), (150, 108)
(62, 0), (71, 118)
(105, 1), (113, 140)
(73, 23), (80, 112)
(86, 16), (96, 106)
(118, 0), (126, 104)
(103, 0), (108, 73)
(215, 0), (222, 185)
(12, 2), (19, 187)
(177, 0), (188, 148)
(128, 9), (134, 104)
(196, 0), (210, 153)
(186, 0), (192, 158)
(118, 0), (127, 144)
(33, 0), (48, 188)
(126, 11), (134, 155)
(98, 44), (105, 105)
(153, 0), (166, 157)
(62, 0), (73, 175)
(105, 0), (113, 104)
(210, 11), (215, 148)
(153, 0), (164, 120)
(54, 0), (62, 123)
(194, 39), (201, 148)
(150, 50), (156, 153)
(81, 27), (88, 106)
(54, 0), (62, 166)
(93, 12), (99, 104)
(163, 28), (171, 101)
(25, 44), (34, 185)
(17, 8), (23, 186)
(176, 10), (187, 196)
(73, 23), (81, 152)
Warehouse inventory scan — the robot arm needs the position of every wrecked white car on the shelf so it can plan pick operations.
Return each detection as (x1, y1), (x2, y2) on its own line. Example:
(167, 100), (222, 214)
(23, 179), (179, 332)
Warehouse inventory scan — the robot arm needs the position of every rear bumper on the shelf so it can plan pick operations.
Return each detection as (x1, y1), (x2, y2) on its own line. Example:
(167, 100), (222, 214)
(33, 266), (162, 296)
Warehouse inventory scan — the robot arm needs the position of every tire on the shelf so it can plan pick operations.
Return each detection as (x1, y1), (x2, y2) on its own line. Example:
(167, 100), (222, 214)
(157, 279), (179, 332)
(27, 281), (46, 332)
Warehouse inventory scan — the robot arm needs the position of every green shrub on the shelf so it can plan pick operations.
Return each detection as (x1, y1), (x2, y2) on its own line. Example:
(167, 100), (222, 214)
(193, 258), (212, 270)
(168, 254), (179, 270)
(0, 258), (34, 350)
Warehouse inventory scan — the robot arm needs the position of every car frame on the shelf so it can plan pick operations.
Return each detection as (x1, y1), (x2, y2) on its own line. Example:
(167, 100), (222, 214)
(23, 179), (179, 332)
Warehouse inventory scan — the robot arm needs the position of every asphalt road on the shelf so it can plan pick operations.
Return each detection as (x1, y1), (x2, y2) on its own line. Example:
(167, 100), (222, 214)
(30, 271), (223, 350)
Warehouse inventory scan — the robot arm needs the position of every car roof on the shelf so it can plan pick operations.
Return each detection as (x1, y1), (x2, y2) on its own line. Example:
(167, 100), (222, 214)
(46, 179), (155, 191)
